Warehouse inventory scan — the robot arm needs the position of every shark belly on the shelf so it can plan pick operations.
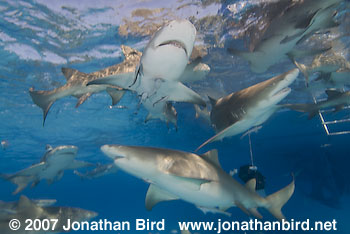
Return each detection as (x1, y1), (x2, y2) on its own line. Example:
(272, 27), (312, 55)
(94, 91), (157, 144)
(141, 46), (189, 82)
(151, 173), (233, 208)
(40, 155), (75, 180)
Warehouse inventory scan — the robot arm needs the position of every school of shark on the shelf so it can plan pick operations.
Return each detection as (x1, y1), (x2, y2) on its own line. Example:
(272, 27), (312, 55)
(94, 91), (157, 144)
(1, 0), (350, 233)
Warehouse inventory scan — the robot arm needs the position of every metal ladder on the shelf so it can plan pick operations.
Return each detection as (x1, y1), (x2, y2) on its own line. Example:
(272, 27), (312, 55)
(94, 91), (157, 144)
(312, 95), (350, 136)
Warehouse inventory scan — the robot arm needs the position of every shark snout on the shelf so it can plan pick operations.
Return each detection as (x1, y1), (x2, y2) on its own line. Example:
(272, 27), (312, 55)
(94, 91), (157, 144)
(284, 68), (299, 84)
(101, 145), (126, 160)
(153, 19), (196, 58)
(54, 145), (78, 155)
(86, 210), (98, 220)
(270, 68), (299, 97)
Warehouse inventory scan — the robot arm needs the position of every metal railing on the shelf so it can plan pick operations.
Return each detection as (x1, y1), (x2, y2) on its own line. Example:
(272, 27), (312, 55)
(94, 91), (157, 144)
(312, 96), (350, 136)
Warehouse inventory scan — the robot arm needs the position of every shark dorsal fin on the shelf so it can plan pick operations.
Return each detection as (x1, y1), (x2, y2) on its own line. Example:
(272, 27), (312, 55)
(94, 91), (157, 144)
(145, 184), (178, 210)
(61, 67), (81, 81)
(208, 96), (217, 106)
(245, 178), (257, 193)
(201, 149), (221, 168)
(325, 89), (343, 100)
(18, 195), (35, 210)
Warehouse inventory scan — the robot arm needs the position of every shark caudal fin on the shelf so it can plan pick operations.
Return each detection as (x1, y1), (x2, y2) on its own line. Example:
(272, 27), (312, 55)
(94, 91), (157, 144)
(0, 173), (33, 195)
(264, 176), (295, 220)
(29, 87), (56, 126)
(291, 59), (309, 86)
(283, 103), (319, 119)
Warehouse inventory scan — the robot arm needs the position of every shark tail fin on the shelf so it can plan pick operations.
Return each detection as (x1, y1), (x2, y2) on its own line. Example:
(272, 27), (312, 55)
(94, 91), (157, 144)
(29, 87), (55, 126)
(0, 174), (32, 195)
(291, 59), (309, 86)
(264, 176), (295, 220)
(283, 103), (319, 119)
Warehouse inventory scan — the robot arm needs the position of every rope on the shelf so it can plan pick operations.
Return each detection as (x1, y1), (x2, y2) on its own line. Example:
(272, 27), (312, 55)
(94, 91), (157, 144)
(248, 132), (257, 170)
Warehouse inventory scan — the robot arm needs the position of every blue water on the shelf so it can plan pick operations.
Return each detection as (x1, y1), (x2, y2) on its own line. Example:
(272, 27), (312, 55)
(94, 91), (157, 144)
(1, 0), (350, 233)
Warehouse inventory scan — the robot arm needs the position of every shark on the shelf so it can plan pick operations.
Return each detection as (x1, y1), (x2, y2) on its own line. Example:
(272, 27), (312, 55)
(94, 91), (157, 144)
(100, 145), (295, 220)
(228, 0), (341, 73)
(74, 163), (118, 180)
(284, 89), (350, 119)
(196, 69), (299, 151)
(29, 45), (141, 125)
(0, 195), (97, 234)
(0, 145), (92, 194)
(292, 49), (350, 87)
(87, 20), (209, 125)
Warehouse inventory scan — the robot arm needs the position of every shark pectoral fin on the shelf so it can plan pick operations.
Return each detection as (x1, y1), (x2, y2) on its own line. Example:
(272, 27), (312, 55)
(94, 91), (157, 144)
(29, 88), (55, 126)
(265, 177), (295, 220)
(179, 62), (210, 83)
(87, 73), (135, 90)
(169, 174), (210, 191)
(75, 93), (92, 108)
(166, 82), (206, 107)
(106, 87), (125, 106)
(235, 201), (250, 216)
(201, 149), (221, 168)
(195, 126), (232, 152)
(145, 184), (179, 210)
(245, 179), (257, 192)
(15, 162), (45, 177)
(68, 160), (93, 170)
(249, 208), (263, 219)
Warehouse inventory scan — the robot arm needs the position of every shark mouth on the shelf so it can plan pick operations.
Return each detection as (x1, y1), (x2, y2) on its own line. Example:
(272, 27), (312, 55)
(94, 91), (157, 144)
(158, 40), (188, 56)
(53, 146), (78, 155)
(273, 87), (291, 96)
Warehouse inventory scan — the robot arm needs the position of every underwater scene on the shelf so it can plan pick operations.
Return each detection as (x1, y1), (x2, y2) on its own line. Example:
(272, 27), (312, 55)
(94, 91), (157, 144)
(1, 0), (350, 233)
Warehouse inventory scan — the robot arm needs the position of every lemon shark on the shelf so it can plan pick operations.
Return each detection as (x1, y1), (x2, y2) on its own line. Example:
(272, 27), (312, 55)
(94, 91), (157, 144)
(228, 0), (341, 73)
(88, 20), (208, 125)
(292, 49), (350, 88)
(100, 145), (295, 220)
(0, 195), (97, 234)
(285, 89), (350, 119)
(0, 145), (92, 194)
(74, 163), (118, 180)
(196, 69), (299, 151)
(29, 45), (142, 126)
